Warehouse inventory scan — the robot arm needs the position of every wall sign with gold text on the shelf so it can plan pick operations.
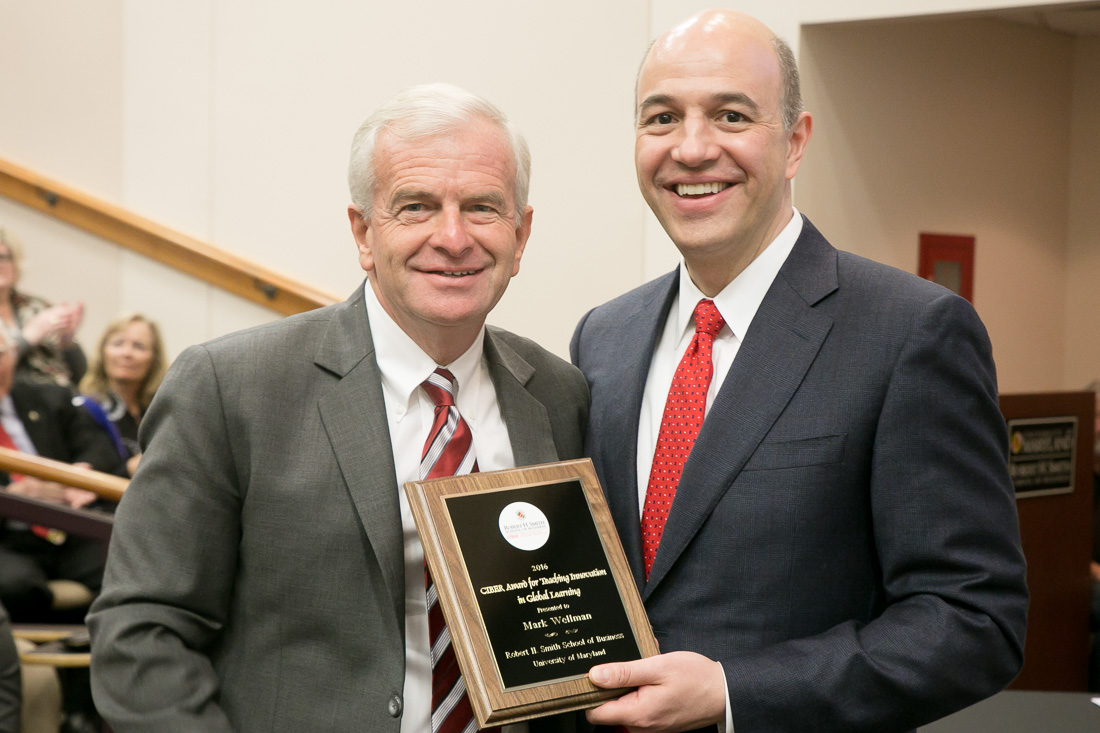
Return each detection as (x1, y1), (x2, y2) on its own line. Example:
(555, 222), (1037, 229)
(1007, 416), (1077, 498)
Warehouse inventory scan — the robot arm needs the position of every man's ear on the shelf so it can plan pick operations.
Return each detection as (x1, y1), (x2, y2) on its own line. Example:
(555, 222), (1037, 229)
(785, 111), (813, 180)
(511, 205), (534, 277)
(348, 205), (374, 273)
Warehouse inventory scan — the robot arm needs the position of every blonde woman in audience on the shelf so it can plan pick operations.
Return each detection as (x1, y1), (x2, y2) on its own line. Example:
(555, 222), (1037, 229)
(0, 227), (86, 390)
(78, 313), (167, 476)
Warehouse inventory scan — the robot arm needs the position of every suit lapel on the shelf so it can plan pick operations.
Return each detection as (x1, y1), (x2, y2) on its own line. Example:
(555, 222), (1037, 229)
(483, 329), (558, 466)
(645, 221), (839, 595)
(315, 289), (405, 631)
(605, 273), (679, 590)
(9, 385), (54, 457)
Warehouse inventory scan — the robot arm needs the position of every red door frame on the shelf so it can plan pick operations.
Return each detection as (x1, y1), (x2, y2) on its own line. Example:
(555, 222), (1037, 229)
(919, 233), (975, 303)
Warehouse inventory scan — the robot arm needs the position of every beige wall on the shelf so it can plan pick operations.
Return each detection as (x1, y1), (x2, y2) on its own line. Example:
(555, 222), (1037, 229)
(0, 0), (1096, 388)
(1, 0), (649, 362)
(798, 17), (1076, 392)
(0, 0), (126, 357)
(1064, 36), (1100, 390)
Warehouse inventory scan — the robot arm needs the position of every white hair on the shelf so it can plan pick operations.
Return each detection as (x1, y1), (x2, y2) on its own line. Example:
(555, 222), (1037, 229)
(348, 83), (531, 226)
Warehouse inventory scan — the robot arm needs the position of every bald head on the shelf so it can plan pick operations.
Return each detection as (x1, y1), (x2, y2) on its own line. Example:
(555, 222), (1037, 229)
(638, 9), (802, 130)
(656, 9), (774, 53)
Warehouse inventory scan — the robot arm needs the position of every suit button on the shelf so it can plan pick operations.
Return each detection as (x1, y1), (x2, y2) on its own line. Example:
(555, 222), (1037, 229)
(387, 695), (402, 718)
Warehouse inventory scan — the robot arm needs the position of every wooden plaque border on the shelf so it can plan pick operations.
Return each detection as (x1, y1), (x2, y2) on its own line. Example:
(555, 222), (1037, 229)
(404, 458), (658, 727)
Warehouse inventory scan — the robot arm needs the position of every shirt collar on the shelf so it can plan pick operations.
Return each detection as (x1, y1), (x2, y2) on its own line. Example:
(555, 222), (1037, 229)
(0, 396), (15, 420)
(676, 208), (804, 341)
(363, 281), (486, 412)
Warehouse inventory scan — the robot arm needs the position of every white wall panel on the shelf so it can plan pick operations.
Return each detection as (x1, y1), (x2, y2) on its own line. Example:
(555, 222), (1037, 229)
(0, 0), (125, 198)
(207, 0), (648, 355)
(0, 199), (123, 365)
(122, 0), (214, 240)
(117, 251), (210, 363)
(0, 0), (126, 363)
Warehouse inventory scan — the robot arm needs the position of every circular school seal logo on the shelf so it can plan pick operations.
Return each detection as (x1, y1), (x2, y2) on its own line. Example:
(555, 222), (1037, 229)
(498, 502), (550, 551)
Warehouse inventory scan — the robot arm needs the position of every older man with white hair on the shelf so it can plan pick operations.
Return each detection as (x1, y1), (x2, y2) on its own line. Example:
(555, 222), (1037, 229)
(89, 84), (588, 733)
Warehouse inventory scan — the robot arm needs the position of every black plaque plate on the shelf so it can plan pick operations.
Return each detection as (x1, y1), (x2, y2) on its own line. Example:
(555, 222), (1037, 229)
(404, 458), (657, 727)
(446, 479), (641, 689)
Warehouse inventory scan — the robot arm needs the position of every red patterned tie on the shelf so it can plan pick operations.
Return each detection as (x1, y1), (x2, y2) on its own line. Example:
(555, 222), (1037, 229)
(420, 368), (493, 733)
(641, 299), (725, 579)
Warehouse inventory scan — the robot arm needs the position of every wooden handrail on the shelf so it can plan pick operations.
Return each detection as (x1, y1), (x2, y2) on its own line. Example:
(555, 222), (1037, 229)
(11, 625), (87, 644)
(0, 446), (126, 502)
(0, 155), (340, 316)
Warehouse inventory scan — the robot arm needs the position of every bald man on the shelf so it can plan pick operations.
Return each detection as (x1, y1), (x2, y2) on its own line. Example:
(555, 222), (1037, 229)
(571, 9), (1027, 732)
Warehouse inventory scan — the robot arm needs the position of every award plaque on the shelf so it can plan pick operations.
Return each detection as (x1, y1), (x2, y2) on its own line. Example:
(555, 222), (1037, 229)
(404, 458), (658, 727)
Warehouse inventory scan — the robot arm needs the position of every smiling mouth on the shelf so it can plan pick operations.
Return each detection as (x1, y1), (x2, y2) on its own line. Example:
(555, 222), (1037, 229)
(429, 269), (481, 278)
(675, 182), (731, 197)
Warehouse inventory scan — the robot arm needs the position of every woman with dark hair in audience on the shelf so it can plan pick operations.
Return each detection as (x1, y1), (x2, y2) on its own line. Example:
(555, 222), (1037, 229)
(78, 313), (167, 476)
(0, 226), (86, 391)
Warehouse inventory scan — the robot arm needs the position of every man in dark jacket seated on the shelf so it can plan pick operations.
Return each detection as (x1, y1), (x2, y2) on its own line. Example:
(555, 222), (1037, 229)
(0, 327), (125, 622)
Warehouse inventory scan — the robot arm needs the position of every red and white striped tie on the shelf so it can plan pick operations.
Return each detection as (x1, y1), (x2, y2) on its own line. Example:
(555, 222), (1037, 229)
(421, 368), (478, 481)
(420, 368), (492, 732)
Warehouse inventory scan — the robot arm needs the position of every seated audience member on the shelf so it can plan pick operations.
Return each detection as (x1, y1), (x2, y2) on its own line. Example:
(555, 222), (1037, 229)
(0, 228), (86, 391)
(0, 327), (125, 622)
(0, 601), (17, 733)
(78, 314), (167, 476)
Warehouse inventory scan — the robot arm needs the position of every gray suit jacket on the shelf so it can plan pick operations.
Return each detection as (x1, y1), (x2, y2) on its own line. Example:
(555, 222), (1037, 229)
(88, 287), (588, 733)
(570, 217), (1028, 733)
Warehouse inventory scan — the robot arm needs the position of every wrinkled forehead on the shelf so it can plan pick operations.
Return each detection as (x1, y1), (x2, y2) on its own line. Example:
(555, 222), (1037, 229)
(378, 117), (514, 167)
(373, 122), (518, 201)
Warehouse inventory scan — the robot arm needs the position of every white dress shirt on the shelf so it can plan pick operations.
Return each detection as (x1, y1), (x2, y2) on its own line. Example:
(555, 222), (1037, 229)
(1, 395), (39, 530)
(363, 283), (528, 733)
(0, 396), (38, 456)
(635, 210), (803, 732)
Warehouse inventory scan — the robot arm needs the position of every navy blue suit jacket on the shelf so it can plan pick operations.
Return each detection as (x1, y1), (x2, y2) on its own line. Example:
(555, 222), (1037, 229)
(570, 217), (1027, 733)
